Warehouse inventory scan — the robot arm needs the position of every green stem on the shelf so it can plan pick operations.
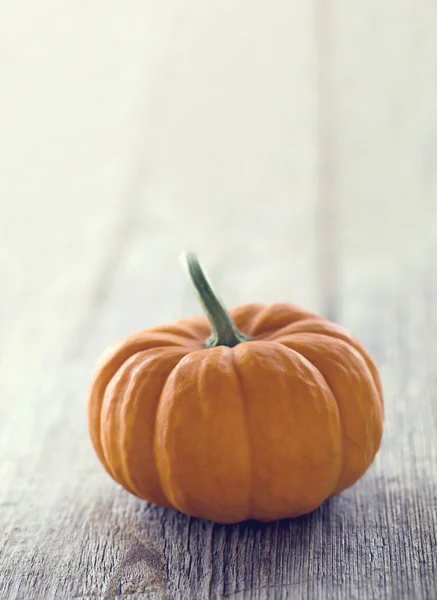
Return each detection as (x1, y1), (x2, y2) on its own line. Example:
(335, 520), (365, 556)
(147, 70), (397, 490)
(181, 252), (251, 348)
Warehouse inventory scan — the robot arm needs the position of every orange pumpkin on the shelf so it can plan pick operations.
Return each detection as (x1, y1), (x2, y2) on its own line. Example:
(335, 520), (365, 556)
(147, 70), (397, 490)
(88, 253), (384, 524)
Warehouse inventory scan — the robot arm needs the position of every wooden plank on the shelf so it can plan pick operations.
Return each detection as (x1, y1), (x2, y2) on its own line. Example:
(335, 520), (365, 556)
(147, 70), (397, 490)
(0, 2), (320, 599)
(2, 229), (435, 597)
(333, 2), (437, 599)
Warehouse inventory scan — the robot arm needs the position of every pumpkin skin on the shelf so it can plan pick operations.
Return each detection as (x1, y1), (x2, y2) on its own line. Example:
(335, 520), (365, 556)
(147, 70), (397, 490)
(88, 257), (384, 524)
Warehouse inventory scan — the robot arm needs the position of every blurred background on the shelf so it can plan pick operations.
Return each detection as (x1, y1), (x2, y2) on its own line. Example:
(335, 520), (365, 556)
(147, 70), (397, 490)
(0, 1), (436, 379)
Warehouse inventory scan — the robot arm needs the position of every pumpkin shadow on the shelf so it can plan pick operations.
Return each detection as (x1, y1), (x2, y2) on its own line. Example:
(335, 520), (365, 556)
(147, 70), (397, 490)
(215, 498), (337, 592)
(153, 496), (339, 597)
(92, 489), (339, 597)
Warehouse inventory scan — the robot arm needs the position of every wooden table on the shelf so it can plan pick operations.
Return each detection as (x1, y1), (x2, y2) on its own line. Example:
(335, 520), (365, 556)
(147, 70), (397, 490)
(1, 2), (437, 598)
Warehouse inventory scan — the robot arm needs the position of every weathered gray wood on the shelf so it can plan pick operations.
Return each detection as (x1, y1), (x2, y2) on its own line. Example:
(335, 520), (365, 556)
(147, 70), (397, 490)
(1, 216), (437, 600)
(1, 1), (437, 599)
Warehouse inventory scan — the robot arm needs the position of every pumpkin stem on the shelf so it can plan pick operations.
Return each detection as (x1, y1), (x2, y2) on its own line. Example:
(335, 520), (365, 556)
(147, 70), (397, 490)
(181, 252), (251, 348)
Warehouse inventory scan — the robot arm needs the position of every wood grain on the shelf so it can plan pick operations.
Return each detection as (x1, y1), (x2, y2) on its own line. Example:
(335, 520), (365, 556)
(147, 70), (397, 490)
(1, 219), (436, 600)
(1, 1), (437, 599)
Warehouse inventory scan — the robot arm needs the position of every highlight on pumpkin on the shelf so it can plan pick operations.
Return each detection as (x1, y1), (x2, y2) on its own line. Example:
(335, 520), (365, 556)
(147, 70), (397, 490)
(87, 253), (384, 524)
